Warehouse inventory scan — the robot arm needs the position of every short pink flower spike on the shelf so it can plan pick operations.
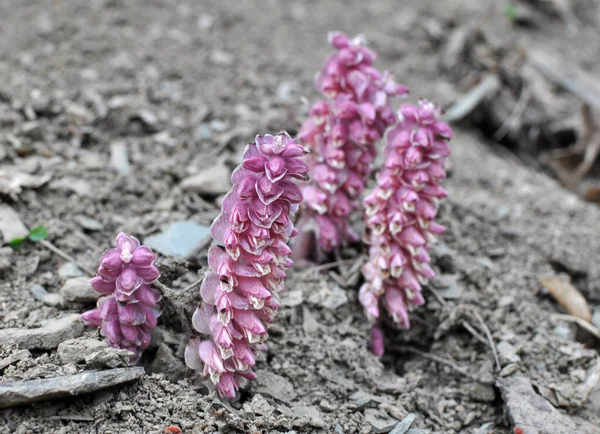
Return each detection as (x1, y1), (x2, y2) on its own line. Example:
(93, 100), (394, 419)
(185, 131), (309, 398)
(82, 233), (161, 363)
(295, 32), (407, 253)
(360, 100), (451, 343)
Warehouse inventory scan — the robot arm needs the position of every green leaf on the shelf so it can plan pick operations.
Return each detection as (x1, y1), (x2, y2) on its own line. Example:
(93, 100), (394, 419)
(9, 237), (27, 250)
(504, 4), (518, 22)
(28, 225), (48, 242)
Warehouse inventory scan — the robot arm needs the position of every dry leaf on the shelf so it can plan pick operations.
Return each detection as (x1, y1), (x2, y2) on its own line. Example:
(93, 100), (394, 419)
(541, 276), (592, 322)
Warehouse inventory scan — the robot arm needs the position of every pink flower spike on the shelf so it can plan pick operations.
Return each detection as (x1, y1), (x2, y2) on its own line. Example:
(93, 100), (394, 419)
(82, 233), (161, 363)
(360, 100), (451, 353)
(295, 32), (407, 254)
(185, 131), (308, 398)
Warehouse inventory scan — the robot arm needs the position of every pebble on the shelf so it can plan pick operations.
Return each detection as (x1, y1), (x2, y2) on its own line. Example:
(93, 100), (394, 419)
(467, 383), (496, 402)
(252, 370), (296, 402)
(364, 408), (398, 433)
(110, 141), (130, 176)
(144, 221), (210, 258)
(0, 367), (144, 408)
(389, 413), (416, 434)
(60, 277), (98, 303)
(180, 164), (231, 196)
(497, 341), (521, 365)
(41, 293), (66, 308)
(0, 204), (28, 243)
(0, 314), (84, 350)
(85, 348), (133, 369)
(58, 262), (84, 278)
(57, 338), (107, 364)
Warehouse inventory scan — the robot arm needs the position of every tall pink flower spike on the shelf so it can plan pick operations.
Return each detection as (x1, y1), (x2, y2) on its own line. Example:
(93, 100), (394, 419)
(185, 132), (309, 398)
(359, 100), (451, 349)
(296, 32), (408, 252)
(82, 233), (161, 363)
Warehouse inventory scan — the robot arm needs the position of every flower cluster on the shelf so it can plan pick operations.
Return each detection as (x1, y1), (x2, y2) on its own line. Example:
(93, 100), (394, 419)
(82, 233), (161, 363)
(297, 32), (408, 252)
(359, 101), (451, 331)
(185, 132), (309, 398)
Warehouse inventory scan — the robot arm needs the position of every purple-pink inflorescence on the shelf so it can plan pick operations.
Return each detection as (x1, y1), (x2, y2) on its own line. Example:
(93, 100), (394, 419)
(185, 132), (309, 398)
(82, 233), (161, 363)
(359, 100), (451, 337)
(296, 32), (408, 252)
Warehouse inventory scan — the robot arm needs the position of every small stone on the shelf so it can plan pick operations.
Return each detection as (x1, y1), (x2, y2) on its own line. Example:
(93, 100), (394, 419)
(390, 413), (416, 434)
(245, 394), (273, 416)
(280, 290), (304, 307)
(209, 119), (228, 132)
(74, 215), (104, 232)
(85, 348), (133, 369)
(58, 262), (84, 278)
(253, 370), (296, 402)
(319, 285), (348, 310)
(51, 177), (91, 196)
(110, 141), (130, 176)
(0, 204), (28, 243)
(0, 314), (84, 350)
(180, 164), (231, 196)
(144, 221), (210, 258)
(210, 50), (234, 65)
(431, 274), (462, 299)
(499, 363), (520, 377)
(60, 277), (98, 303)
(302, 306), (322, 335)
(0, 367), (144, 408)
(592, 309), (600, 329)
(290, 405), (326, 428)
(497, 341), (521, 365)
(57, 338), (107, 364)
(364, 408), (398, 433)
(467, 383), (496, 402)
(41, 293), (66, 308)
(30, 284), (48, 301)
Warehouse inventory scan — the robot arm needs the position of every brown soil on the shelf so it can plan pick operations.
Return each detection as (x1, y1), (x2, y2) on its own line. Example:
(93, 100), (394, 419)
(1, 0), (600, 433)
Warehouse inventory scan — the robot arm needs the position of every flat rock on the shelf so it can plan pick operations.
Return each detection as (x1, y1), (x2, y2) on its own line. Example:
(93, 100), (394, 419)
(0, 367), (144, 408)
(0, 314), (84, 350)
(144, 221), (210, 258)
(57, 338), (107, 365)
(496, 375), (579, 434)
(364, 408), (399, 433)
(180, 164), (231, 196)
(60, 277), (98, 303)
(0, 204), (28, 243)
(390, 413), (416, 434)
(252, 370), (296, 402)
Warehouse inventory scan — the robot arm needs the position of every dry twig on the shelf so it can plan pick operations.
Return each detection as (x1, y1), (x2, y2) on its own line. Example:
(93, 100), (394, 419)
(38, 239), (96, 276)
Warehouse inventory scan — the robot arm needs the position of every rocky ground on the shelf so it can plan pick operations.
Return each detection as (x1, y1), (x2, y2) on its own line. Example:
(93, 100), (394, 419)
(1, 0), (600, 433)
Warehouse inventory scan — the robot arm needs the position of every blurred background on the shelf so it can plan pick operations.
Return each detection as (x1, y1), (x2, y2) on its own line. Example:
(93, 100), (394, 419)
(2, 0), (600, 433)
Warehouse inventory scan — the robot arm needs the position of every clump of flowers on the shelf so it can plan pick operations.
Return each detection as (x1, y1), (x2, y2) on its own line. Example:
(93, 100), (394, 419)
(296, 32), (408, 252)
(185, 132), (309, 398)
(359, 100), (451, 339)
(82, 233), (161, 363)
